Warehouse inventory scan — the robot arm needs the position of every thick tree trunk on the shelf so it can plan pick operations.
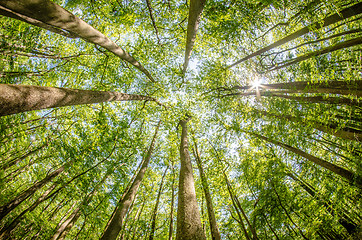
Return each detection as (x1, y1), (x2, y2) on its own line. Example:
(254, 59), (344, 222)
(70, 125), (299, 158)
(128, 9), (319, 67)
(100, 121), (161, 240)
(227, 2), (362, 67)
(149, 167), (168, 240)
(176, 116), (206, 240)
(182, 0), (207, 73)
(248, 132), (362, 188)
(0, 160), (72, 221)
(0, 0), (155, 82)
(0, 84), (163, 116)
(193, 141), (221, 240)
(287, 172), (358, 234)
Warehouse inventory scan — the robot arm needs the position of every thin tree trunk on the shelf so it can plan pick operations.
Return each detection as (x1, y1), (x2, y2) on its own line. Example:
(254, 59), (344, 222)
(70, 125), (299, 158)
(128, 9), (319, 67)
(257, 110), (362, 141)
(130, 200), (146, 240)
(287, 172), (358, 234)
(266, 37), (362, 72)
(0, 159), (72, 221)
(0, 84), (163, 117)
(271, 183), (309, 240)
(145, 0), (161, 44)
(227, 2), (362, 67)
(149, 166), (168, 240)
(51, 165), (116, 240)
(182, 0), (207, 73)
(247, 132), (362, 188)
(193, 140), (221, 240)
(176, 116), (206, 240)
(168, 165), (176, 240)
(0, 183), (57, 239)
(0, 0), (155, 82)
(100, 121), (161, 240)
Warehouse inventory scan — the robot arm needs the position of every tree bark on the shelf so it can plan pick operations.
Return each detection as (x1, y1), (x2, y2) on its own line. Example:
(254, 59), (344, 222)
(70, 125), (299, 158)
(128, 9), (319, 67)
(182, 0), (207, 73)
(248, 132), (362, 188)
(193, 140), (221, 240)
(176, 116), (206, 240)
(227, 2), (362, 67)
(100, 121), (161, 240)
(149, 166), (168, 240)
(0, 84), (163, 117)
(0, 0), (155, 82)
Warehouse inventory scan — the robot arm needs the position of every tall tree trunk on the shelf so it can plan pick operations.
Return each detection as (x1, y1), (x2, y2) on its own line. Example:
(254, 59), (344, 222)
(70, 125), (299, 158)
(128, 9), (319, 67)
(0, 0), (155, 82)
(100, 121), (161, 240)
(227, 2), (362, 67)
(0, 183), (57, 240)
(182, 0), (207, 73)
(287, 172), (358, 234)
(0, 84), (163, 117)
(247, 132), (362, 188)
(193, 140), (221, 240)
(176, 116), (206, 240)
(0, 159), (72, 221)
(168, 165), (176, 240)
(149, 166), (168, 240)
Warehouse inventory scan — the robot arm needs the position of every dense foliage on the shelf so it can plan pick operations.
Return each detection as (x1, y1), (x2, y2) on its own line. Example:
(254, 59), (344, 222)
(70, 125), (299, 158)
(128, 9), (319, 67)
(0, 0), (361, 239)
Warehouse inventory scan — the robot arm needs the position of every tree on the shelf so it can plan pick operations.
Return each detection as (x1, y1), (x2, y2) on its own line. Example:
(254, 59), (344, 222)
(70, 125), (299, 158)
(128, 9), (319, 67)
(0, 0), (361, 239)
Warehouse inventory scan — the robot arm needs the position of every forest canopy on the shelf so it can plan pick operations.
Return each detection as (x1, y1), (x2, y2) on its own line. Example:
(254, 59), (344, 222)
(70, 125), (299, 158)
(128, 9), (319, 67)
(0, 0), (361, 239)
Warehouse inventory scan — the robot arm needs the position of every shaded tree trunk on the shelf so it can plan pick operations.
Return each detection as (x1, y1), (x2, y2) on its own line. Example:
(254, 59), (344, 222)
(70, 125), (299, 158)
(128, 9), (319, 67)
(227, 2), (362, 67)
(0, 0), (155, 82)
(0, 84), (163, 117)
(247, 132), (362, 188)
(193, 140), (221, 240)
(149, 166), (168, 240)
(183, 0), (207, 73)
(176, 116), (206, 240)
(100, 121), (161, 240)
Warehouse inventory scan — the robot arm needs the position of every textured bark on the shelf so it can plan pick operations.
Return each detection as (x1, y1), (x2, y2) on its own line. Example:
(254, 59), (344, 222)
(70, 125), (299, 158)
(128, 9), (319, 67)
(249, 132), (362, 188)
(176, 116), (206, 240)
(0, 160), (71, 221)
(0, 84), (163, 116)
(227, 2), (362, 67)
(287, 172), (358, 234)
(0, 0), (155, 82)
(100, 121), (161, 240)
(193, 141), (221, 240)
(149, 167), (168, 240)
(182, 0), (207, 73)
